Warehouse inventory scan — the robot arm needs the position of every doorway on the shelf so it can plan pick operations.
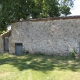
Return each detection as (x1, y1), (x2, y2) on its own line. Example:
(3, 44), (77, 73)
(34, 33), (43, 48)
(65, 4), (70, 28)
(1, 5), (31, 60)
(4, 37), (9, 52)
(15, 43), (23, 55)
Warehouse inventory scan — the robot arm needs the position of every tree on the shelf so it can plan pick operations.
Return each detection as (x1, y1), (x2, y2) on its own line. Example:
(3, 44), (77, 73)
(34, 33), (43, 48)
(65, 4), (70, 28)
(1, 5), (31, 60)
(59, 0), (74, 16)
(0, 0), (74, 32)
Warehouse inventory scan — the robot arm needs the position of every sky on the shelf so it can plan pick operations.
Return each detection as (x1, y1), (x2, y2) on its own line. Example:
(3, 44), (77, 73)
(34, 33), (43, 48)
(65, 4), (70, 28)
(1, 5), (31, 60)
(70, 0), (80, 15)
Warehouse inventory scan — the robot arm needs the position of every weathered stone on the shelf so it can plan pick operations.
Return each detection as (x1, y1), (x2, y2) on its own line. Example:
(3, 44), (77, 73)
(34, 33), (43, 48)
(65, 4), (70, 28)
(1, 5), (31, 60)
(5, 16), (80, 56)
(0, 36), (3, 53)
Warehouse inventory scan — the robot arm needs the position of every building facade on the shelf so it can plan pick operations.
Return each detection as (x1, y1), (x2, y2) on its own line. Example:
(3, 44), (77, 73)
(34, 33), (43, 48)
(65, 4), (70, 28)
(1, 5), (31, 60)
(9, 16), (80, 55)
(1, 16), (80, 56)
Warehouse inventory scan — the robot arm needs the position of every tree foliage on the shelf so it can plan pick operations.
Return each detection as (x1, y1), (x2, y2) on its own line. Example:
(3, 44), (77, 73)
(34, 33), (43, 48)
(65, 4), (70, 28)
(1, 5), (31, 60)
(0, 0), (74, 32)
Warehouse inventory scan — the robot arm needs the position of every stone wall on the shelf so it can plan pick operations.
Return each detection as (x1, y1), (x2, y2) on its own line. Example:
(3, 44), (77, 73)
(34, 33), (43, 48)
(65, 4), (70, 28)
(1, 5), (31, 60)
(9, 16), (80, 56)
(0, 36), (3, 53)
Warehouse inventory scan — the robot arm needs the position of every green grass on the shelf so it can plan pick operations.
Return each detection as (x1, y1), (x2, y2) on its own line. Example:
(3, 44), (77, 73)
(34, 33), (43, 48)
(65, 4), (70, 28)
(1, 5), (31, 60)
(0, 53), (80, 80)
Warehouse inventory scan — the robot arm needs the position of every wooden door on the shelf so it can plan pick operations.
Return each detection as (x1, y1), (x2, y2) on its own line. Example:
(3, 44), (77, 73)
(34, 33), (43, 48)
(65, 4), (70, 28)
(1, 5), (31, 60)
(15, 43), (22, 55)
(4, 37), (9, 52)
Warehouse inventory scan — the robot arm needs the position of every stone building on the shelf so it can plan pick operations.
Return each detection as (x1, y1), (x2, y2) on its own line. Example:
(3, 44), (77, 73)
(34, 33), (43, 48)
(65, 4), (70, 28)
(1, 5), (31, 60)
(1, 16), (80, 56)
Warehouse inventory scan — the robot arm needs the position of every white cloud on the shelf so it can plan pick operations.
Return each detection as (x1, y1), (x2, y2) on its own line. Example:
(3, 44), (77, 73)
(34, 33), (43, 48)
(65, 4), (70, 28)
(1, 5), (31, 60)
(71, 0), (80, 15)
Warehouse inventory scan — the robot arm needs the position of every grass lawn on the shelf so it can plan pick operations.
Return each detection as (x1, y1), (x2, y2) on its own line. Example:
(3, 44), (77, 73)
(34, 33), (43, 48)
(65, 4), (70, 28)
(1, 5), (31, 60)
(0, 53), (80, 80)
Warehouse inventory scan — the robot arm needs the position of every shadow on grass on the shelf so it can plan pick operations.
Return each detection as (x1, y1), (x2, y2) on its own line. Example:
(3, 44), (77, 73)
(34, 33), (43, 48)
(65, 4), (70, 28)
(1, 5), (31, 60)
(0, 53), (80, 72)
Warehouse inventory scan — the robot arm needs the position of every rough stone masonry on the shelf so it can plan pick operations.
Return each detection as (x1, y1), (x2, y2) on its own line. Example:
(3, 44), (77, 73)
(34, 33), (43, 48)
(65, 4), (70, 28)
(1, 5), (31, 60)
(5, 16), (80, 56)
